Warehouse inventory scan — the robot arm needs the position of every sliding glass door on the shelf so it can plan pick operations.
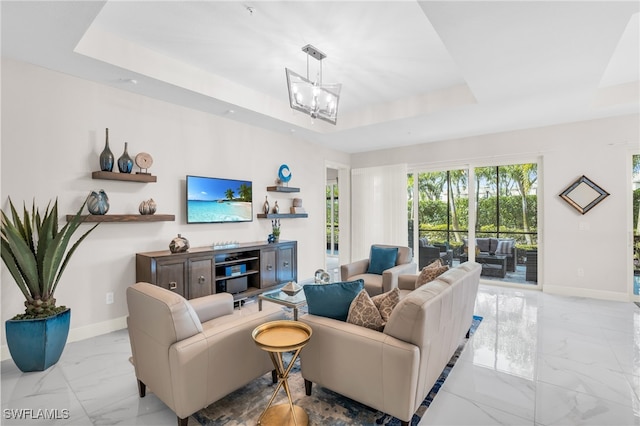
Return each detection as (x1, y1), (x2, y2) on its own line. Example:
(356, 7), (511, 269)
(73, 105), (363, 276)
(410, 161), (539, 286)
(474, 164), (538, 284)
(409, 169), (469, 269)
(633, 154), (639, 297)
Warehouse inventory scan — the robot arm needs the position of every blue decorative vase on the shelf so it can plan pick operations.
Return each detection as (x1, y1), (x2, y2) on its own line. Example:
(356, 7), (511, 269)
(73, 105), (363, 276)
(87, 190), (109, 215)
(5, 308), (71, 372)
(99, 128), (114, 172)
(117, 142), (133, 174)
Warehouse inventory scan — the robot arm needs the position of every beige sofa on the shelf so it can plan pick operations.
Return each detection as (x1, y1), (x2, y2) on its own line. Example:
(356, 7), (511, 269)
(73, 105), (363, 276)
(299, 262), (481, 426)
(126, 282), (285, 426)
(340, 244), (417, 296)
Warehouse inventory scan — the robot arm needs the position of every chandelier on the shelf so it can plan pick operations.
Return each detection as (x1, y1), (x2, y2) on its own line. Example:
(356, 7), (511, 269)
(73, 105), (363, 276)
(285, 44), (341, 125)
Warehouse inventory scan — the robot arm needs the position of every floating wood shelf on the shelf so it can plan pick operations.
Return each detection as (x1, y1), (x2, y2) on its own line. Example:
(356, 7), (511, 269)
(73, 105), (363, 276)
(67, 214), (175, 223)
(266, 186), (300, 193)
(92, 171), (157, 183)
(257, 213), (308, 219)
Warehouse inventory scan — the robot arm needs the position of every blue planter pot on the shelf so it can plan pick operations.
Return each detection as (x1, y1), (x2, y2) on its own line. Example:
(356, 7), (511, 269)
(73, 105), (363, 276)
(5, 309), (71, 372)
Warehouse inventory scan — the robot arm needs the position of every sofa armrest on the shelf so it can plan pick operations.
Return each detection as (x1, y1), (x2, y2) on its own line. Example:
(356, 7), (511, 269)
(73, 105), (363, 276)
(188, 292), (234, 324)
(381, 262), (417, 292)
(341, 259), (369, 280)
(398, 274), (417, 291)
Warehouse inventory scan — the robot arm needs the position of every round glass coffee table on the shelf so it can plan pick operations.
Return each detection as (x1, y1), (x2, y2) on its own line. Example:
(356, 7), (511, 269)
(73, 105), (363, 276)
(252, 320), (312, 425)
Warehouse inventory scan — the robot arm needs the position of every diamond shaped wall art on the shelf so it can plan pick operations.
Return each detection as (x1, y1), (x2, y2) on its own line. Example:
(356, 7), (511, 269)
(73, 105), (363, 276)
(559, 175), (610, 215)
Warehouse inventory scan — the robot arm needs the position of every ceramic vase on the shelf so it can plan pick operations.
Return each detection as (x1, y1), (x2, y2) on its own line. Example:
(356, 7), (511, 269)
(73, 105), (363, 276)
(99, 128), (114, 172)
(117, 142), (133, 174)
(169, 234), (190, 253)
(87, 190), (109, 215)
(273, 200), (279, 214)
(138, 199), (157, 215)
(263, 196), (270, 215)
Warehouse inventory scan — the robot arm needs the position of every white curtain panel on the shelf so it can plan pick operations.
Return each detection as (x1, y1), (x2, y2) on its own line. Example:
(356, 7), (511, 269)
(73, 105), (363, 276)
(351, 164), (408, 261)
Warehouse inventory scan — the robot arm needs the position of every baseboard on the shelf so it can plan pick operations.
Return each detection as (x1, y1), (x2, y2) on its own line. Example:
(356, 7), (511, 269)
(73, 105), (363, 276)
(1, 315), (128, 362)
(543, 284), (630, 302)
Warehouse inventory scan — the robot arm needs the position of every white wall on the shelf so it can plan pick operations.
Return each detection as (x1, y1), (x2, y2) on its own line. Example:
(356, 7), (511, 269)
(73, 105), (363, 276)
(352, 114), (640, 300)
(0, 59), (349, 354)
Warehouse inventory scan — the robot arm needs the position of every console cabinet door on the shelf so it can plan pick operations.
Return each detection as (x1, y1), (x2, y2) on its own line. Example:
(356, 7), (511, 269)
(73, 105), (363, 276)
(277, 244), (296, 283)
(189, 256), (214, 299)
(156, 259), (187, 298)
(260, 248), (277, 288)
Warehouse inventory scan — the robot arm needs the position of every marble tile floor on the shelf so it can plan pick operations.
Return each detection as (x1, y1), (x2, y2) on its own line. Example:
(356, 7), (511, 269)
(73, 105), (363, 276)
(1, 285), (639, 425)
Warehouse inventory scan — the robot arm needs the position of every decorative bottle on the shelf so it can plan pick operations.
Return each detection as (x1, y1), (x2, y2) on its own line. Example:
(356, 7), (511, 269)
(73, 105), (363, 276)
(99, 128), (114, 172)
(273, 200), (279, 214)
(117, 142), (133, 174)
(263, 195), (270, 215)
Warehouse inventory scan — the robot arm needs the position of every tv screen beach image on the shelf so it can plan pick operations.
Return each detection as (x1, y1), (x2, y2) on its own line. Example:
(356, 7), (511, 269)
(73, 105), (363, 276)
(187, 176), (253, 223)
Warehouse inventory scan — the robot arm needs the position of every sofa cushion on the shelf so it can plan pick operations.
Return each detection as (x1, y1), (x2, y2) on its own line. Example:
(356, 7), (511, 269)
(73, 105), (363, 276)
(304, 279), (364, 321)
(367, 246), (399, 275)
(347, 289), (385, 331)
(496, 239), (515, 255)
(415, 262), (449, 287)
(371, 287), (400, 322)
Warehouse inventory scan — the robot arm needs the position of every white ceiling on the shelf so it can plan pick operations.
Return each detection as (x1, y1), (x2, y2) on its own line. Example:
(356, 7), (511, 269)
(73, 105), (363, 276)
(2, 1), (638, 153)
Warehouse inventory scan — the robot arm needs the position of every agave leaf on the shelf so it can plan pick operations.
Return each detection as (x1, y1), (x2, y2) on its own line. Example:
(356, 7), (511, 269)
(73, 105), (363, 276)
(8, 198), (28, 244)
(1, 210), (40, 296)
(37, 202), (58, 294)
(22, 201), (35, 254)
(51, 221), (98, 295)
(41, 201), (91, 297)
(0, 237), (32, 301)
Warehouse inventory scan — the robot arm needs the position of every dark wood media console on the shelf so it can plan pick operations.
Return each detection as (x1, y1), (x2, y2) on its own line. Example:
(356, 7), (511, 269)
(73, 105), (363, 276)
(136, 240), (297, 300)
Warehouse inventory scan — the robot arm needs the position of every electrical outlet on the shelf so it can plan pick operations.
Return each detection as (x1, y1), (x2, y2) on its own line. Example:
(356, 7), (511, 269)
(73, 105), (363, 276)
(106, 292), (114, 305)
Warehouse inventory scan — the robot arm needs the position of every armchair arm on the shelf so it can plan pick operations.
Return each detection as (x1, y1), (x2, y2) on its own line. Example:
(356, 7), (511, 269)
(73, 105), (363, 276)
(341, 259), (369, 280)
(398, 274), (417, 291)
(188, 292), (234, 324)
(381, 262), (418, 293)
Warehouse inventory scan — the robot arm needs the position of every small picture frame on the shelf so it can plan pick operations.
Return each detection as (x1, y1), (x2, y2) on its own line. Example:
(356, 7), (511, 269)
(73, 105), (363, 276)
(559, 175), (609, 215)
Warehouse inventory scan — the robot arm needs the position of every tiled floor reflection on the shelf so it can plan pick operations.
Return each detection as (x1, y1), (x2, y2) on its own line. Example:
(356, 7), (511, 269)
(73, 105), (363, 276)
(1, 285), (639, 425)
(421, 285), (640, 426)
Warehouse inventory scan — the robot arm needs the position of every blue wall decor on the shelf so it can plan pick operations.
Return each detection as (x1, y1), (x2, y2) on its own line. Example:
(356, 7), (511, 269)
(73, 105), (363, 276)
(278, 164), (292, 184)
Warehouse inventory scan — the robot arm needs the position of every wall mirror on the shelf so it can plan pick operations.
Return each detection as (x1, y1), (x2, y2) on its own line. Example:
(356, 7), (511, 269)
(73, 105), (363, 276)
(559, 175), (609, 215)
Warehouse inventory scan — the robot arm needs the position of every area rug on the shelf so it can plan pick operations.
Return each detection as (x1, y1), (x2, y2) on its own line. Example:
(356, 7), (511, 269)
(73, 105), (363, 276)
(192, 316), (482, 425)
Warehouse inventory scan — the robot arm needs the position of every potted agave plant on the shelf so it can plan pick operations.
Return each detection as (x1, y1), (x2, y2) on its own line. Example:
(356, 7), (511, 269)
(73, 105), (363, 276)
(1, 198), (98, 372)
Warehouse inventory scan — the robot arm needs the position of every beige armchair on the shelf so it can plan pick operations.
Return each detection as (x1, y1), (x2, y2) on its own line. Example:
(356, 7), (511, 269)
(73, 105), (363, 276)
(340, 244), (417, 296)
(126, 282), (285, 426)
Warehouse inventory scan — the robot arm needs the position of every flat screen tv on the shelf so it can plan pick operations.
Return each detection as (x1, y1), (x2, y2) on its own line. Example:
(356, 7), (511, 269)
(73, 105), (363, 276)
(186, 175), (253, 224)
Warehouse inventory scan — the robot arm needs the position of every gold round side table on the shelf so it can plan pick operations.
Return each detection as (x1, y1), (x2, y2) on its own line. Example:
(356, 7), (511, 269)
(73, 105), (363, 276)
(252, 320), (312, 425)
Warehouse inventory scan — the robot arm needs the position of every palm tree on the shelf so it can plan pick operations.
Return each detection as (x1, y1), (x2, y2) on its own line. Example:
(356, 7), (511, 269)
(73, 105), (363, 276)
(224, 189), (235, 201)
(238, 183), (251, 202)
(449, 170), (467, 243)
(504, 164), (537, 244)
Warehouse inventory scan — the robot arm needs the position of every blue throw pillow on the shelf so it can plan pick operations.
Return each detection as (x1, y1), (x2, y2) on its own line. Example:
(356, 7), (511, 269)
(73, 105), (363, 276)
(303, 280), (365, 321)
(367, 246), (398, 275)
